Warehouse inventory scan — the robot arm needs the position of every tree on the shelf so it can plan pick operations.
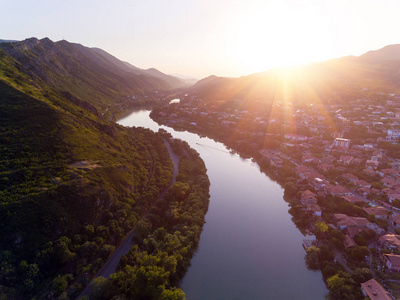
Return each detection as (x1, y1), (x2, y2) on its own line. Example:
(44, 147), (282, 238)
(327, 274), (353, 300)
(89, 276), (111, 300)
(160, 287), (186, 300)
(51, 274), (73, 296)
(315, 221), (329, 238)
(305, 246), (320, 270)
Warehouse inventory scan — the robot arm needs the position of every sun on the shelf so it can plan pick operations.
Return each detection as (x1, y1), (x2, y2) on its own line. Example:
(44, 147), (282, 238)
(235, 3), (333, 74)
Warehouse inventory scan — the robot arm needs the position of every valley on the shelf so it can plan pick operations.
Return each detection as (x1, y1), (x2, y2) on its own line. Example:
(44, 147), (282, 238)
(2, 36), (400, 299)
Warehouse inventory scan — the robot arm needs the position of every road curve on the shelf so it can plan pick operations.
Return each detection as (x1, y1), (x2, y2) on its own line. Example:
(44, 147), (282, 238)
(77, 138), (179, 299)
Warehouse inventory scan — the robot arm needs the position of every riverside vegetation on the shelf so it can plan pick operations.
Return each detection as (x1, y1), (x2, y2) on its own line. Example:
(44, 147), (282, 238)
(0, 38), (209, 299)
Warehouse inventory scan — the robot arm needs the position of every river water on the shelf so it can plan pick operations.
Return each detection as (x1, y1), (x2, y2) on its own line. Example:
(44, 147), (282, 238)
(118, 109), (327, 300)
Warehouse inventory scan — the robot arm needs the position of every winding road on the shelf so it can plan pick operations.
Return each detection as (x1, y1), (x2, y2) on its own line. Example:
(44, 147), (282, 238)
(77, 138), (179, 299)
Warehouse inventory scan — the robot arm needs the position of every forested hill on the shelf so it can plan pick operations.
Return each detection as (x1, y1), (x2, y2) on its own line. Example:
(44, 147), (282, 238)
(0, 38), (209, 299)
(0, 38), (186, 119)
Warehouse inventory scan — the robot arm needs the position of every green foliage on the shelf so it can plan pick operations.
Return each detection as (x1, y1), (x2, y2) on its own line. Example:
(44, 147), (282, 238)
(51, 273), (73, 296)
(305, 246), (320, 270)
(0, 49), (185, 298)
(107, 139), (210, 299)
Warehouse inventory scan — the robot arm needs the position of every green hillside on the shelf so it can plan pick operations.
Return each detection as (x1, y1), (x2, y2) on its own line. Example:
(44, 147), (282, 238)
(0, 38), (184, 120)
(0, 39), (208, 299)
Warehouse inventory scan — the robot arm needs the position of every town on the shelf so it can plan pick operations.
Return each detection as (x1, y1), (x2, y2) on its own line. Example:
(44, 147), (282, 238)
(151, 89), (400, 299)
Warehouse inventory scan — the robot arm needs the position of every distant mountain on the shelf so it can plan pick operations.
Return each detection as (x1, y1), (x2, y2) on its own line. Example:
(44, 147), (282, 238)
(0, 37), (186, 117)
(0, 39), (19, 43)
(90, 47), (187, 89)
(358, 44), (400, 63)
(171, 73), (198, 85)
(188, 44), (400, 104)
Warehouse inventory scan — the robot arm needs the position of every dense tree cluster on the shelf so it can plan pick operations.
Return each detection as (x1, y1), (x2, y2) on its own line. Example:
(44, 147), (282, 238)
(0, 77), (186, 298)
(86, 138), (210, 299)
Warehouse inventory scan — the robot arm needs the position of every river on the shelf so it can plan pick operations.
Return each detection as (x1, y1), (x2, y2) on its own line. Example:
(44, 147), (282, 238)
(118, 109), (328, 300)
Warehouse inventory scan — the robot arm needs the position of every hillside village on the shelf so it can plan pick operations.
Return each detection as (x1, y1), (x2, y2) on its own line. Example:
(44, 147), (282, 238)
(151, 90), (400, 299)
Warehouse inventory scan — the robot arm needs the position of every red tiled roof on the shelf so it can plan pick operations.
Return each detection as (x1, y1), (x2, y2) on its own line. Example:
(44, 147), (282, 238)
(363, 207), (389, 217)
(343, 235), (357, 248)
(361, 278), (392, 300)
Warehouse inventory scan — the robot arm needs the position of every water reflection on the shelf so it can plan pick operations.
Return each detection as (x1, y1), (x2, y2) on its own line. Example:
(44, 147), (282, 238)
(118, 109), (327, 300)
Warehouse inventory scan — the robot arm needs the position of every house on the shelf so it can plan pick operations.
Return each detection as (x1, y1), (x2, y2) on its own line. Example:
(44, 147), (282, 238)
(317, 163), (334, 173)
(354, 180), (372, 189)
(360, 278), (393, 300)
(383, 254), (400, 271)
(359, 187), (371, 197)
(377, 169), (400, 178)
(294, 166), (313, 179)
(383, 188), (397, 196)
(363, 168), (377, 176)
(333, 138), (350, 148)
(333, 214), (371, 230)
(301, 190), (317, 205)
(324, 184), (353, 197)
(309, 177), (327, 191)
(331, 131), (344, 139)
(320, 155), (335, 164)
(339, 155), (353, 165)
(341, 195), (365, 204)
(284, 133), (308, 141)
(260, 151), (283, 168)
(388, 193), (400, 203)
(302, 154), (320, 164)
(381, 177), (400, 189)
(342, 173), (359, 183)
(306, 204), (322, 217)
(366, 160), (379, 170)
(270, 156), (283, 168)
(347, 227), (370, 238)
(393, 214), (400, 229)
(362, 207), (389, 219)
(386, 129), (400, 142)
(343, 235), (357, 248)
(351, 158), (364, 166)
(378, 234), (400, 251)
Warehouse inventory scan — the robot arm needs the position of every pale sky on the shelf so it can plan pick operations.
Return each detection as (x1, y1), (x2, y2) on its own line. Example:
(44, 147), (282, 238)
(1, 0), (400, 79)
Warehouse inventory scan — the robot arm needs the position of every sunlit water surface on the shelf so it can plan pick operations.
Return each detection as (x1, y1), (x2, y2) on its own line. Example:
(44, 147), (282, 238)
(118, 109), (327, 300)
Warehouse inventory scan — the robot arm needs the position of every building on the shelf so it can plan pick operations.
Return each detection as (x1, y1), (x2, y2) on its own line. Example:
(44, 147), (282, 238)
(393, 214), (400, 229)
(301, 190), (317, 205)
(306, 204), (322, 216)
(333, 214), (371, 230)
(324, 184), (353, 197)
(363, 207), (389, 219)
(270, 156), (283, 168)
(284, 133), (308, 141)
(378, 234), (400, 251)
(341, 195), (365, 204)
(383, 254), (400, 271)
(360, 278), (393, 300)
(333, 138), (350, 148)
(386, 129), (400, 142)
(343, 235), (357, 248)
(354, 180), (372, 189)
(342, 173), (359, 183)
(339, 155), (353, 165)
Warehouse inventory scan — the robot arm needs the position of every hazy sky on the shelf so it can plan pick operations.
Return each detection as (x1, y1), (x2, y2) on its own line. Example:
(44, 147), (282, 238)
(1, 0), (400, 78)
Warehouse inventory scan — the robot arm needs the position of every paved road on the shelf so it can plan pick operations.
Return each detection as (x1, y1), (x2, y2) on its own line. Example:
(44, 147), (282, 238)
(77, 139), (179, 299)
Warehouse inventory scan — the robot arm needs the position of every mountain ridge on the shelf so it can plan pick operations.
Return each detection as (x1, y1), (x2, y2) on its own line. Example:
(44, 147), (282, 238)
(188, 43), (400, 103)
(0, 37), (186, 118)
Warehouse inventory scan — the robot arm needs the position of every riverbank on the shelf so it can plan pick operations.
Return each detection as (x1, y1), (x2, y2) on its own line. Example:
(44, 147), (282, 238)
(150, 101), (400, 299)
(118, 108), (328, 300)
